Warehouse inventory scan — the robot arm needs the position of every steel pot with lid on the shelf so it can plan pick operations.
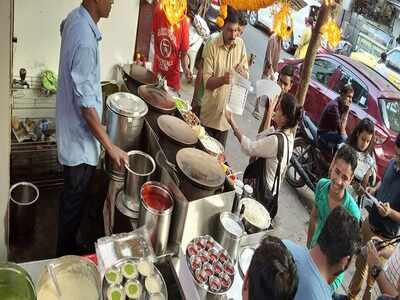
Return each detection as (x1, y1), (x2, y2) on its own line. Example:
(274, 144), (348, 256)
(157, 115), (198, 164)
(105, 92), (148, 179)
(176, 148), (225, 201)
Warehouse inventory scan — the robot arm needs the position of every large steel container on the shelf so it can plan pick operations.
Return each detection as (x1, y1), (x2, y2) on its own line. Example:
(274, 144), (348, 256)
(105, 92), (148, 179)
(9, 182), (39, 241)
(139, 181), (174, 256)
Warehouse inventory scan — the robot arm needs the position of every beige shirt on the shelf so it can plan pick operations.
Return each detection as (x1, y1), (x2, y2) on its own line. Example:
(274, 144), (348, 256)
(200, 33), (248, 131)
(241, 127), (295, 193)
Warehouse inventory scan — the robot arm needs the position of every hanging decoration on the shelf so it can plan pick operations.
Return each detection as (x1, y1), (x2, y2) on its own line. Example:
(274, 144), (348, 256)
(272, 2), (293, 40)
(217, 0), (276, 28)
(160, 0), (187, 27)
(321, 16), (341, 48)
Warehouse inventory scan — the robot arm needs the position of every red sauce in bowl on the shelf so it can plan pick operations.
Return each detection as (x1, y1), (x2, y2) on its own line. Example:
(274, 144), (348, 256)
(141, 183), (173, 212)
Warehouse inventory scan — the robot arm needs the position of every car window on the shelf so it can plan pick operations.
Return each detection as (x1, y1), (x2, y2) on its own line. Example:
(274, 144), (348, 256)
(311, 59), (338, 87)
(386, 50), (400, 73)
(333, 68), (369, 107)
(380, 99), (400, 133)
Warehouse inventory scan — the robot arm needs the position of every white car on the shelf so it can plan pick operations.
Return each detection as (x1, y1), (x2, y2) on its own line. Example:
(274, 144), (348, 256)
(248, 0), (320, 52)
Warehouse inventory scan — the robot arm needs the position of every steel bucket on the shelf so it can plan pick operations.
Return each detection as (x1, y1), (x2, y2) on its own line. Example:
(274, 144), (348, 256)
(105, 93), (148, 179)
(139, 182), (174, 256)
(216, 212), (245, 262)
(9, 182), (39, 240)
(123, 151), (156, 212)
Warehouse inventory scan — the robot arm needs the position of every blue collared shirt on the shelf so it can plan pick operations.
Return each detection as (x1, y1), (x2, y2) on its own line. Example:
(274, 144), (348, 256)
(56, 6), (102, 167)
(369, 159), (400, 237)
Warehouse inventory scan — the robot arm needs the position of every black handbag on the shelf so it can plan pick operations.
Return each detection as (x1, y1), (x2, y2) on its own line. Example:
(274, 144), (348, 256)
(243, 132), (288, 219)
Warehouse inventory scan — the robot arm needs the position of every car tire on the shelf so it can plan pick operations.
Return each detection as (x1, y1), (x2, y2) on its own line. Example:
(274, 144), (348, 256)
(248, 11), (258, 26)
(282, 34), (294, 53)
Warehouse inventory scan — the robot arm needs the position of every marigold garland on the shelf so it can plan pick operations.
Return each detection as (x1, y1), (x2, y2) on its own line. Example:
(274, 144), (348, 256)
(273, 2), (293, 40)
(160, 0), (187, 27)
(217, 0), (276, 27)
(321, 16), (341, 48)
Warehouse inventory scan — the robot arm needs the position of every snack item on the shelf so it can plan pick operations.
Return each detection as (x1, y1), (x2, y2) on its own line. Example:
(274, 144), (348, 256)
(121, 261), (138, 280)
(105, 267), (123, 285)
(107, 285), (125, 300)
(145, 275), (162, 294)
(137, 259), (154, 277)
(209, 275), (221, 292)
(124, 279), (142, 299)
(149, 293), (165, 300)
(182, 111), (200, 127)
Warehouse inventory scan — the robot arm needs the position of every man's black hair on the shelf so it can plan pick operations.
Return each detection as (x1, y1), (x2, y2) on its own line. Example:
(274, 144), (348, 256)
(280, 64), (294, 77)
(225, 6), (240, 25)
(317, 207), (362, 266)
(238, 11), (248, 27)
(248, 236), (298, 300)
(334, 144), (358, 174)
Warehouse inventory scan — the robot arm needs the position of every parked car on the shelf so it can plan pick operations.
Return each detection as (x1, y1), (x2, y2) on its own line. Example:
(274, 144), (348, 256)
(376, 47), (400, 90)
(248, 0), (320, 52)
(279, 53), (400, 178)
(188, 0), (220, 34)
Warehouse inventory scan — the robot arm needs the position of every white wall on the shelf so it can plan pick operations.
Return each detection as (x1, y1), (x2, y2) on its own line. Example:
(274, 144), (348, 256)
(13, 0), (140, 81)
(0, 0), (12, 260)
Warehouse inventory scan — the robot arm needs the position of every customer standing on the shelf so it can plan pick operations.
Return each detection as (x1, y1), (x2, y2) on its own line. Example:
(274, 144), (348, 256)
(226, 93), (301, 218)
(152, 2), (192, 95)
(253, 33), (282, 119)
(294, 18), (312, 59)
(56, 0), (128, 256)
(200, 6), (249, 147)
(285, 207), (362, 300)
(348, 133), (400, 300)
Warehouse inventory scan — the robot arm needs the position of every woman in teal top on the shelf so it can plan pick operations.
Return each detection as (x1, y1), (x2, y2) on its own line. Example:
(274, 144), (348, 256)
(307, 145), (361, 293)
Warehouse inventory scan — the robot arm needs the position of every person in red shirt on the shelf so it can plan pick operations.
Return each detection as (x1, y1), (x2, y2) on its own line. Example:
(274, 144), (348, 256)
(152, 4), (192, 93)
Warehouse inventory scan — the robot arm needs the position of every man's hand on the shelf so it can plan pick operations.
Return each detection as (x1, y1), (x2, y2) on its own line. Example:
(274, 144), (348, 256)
(108, 144), (128, 169)
(377, 202), (392, 217)
(366, 240), (382, 268)
(222, 72), (232, 85)
(184, 67), (193, 83)
(367, 186), (377, 195)
(235, 64), (247, 77)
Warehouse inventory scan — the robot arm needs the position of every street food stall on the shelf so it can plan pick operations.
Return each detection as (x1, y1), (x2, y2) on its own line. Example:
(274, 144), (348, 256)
(2, 61), (276, 300)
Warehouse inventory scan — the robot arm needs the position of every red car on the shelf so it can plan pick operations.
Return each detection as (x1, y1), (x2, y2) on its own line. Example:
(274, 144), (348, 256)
(280, 53), (400, 179)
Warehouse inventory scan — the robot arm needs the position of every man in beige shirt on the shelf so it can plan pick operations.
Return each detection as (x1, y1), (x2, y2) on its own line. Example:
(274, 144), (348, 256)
(200, 6), (249, 147)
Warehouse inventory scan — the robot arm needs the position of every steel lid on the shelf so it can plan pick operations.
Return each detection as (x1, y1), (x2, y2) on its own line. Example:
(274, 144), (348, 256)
(176, 148), (225, 189)
(106, 92), (148, 118)
(123, 64), (155, 85)
(138, 85), (176, 113)
(157, 115), (198, 146)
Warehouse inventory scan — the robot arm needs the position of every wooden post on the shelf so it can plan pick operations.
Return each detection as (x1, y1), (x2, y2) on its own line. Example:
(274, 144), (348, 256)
(295, 3), (333, 107)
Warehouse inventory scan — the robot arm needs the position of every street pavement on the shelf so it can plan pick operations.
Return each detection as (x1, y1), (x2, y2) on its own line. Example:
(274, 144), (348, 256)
(180, 24), (361, 297)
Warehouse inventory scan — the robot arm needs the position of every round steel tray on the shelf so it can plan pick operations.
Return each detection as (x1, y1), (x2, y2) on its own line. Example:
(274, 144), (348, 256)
(102, 257), (168, 300)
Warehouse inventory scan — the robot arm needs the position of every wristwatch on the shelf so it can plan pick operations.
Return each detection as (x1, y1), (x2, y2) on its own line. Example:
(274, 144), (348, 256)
(371, 264), (383, 279)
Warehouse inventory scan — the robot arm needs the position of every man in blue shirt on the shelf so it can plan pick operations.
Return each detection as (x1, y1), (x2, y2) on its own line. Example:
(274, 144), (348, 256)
(56, 0), (127, 256)
(348, 133), (400, 300)
(284, 207), (362, 300)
